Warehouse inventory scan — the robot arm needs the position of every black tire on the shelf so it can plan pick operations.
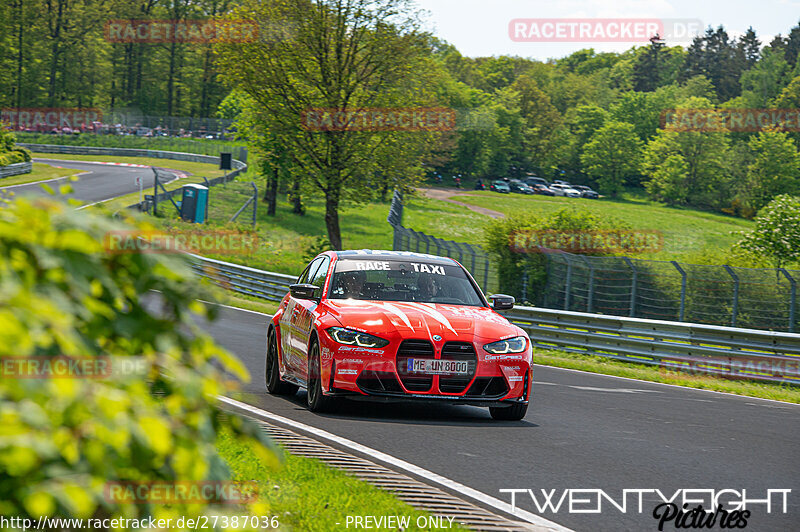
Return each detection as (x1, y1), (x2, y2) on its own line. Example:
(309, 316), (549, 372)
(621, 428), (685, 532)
(307, 339), (335, 413)
(265, 327), (298, 396)
(489, 402), (528, 421)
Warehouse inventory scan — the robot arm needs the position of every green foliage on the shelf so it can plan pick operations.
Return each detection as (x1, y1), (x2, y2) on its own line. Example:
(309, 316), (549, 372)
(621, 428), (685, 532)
(641, 98), (732, 208)
(744, 128), (800, 211)
(484, 208), (625, 303)
(0, 197), (278, 522)
(215, 0), (442, 249)
(581, 121), (642, 196)
(735, 194), (800, 269)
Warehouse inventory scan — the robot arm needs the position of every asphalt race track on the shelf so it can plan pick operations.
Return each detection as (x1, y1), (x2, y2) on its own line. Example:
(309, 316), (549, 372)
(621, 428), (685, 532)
(1, 158), (177, 206)
(198, 304), (800, 532)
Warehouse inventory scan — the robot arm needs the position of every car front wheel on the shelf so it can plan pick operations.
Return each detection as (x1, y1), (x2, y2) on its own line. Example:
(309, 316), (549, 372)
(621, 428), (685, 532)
(307, 339), (335, 413)
(489, 402), (528, 421)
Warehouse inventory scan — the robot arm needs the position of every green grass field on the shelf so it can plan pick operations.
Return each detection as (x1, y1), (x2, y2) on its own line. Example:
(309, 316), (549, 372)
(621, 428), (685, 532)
(0, 162), (81, 188)
(450, 190), (755, 261)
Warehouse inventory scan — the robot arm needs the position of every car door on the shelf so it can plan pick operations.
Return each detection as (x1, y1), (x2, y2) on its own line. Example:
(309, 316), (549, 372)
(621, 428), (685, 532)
(280, 257), (320, 376)
(290, 255), (330, 379)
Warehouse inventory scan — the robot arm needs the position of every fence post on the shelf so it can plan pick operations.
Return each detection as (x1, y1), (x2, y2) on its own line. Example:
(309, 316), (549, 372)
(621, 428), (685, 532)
(671, 261), (687, 322)
(623, 257), (637, 317)
(521, 263), (528, 303)
(152, 167), (159, 216)
(580, 255), (594, 314)
(779, 268), (796, 333)
(563, 251), (572, 311)
(251, 181), (258, 227)
(723, 265), (739, 327)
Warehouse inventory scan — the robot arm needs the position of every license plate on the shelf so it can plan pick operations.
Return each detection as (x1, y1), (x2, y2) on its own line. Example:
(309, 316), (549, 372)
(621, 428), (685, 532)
(406, 358), (469, 375)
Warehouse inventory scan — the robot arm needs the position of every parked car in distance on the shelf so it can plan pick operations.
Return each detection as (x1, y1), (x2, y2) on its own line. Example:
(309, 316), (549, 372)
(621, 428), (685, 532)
(489, 180), (511, 193)
(531, 184), (554, 196)
(553, 179), (571, 186)
(508, 180), (535, 194)
(549, 184), (582, 198)
(572, 185), (599, 199)
(523, 177), (550, 188)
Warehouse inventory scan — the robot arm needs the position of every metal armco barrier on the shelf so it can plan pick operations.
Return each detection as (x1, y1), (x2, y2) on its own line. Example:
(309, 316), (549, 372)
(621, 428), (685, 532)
(188, 254), (800, 385)
(189, 254), (295, 302)
(503, 306), (800, 385)
(0, 161), (33, 178)
(19, 143), (247, 170)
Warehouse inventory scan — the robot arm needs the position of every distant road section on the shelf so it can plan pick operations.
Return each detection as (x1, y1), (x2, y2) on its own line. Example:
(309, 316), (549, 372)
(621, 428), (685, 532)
(1, 158), (178, 207)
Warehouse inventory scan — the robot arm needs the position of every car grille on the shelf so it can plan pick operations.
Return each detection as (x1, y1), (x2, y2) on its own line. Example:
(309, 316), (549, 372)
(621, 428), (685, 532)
(396, 339), (434, 392)
(438, 342), (477, 393)
(356, 370), (403, 394)
(465, 377), (509, 398)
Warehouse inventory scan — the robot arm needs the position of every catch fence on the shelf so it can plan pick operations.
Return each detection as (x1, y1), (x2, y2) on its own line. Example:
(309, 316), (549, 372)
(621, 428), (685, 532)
(540, 250), (799, 332)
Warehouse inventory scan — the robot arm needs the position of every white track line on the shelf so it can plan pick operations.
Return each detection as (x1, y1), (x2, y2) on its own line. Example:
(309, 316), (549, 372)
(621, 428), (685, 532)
(218, 395), (573, 532)
(536, 364), (800, 406)
(1, 171), (88, 189)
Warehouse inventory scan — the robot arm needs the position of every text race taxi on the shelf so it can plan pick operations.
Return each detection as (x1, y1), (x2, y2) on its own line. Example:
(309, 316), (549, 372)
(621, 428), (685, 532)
(266, 250), (533, 420)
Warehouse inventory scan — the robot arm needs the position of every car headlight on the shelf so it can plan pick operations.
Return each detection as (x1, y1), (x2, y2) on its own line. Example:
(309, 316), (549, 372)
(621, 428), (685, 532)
(327, 327), (389, 348)
(483, 336), (527, 354)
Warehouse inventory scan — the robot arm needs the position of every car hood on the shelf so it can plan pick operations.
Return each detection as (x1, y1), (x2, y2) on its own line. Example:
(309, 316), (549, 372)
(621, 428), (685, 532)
(324, 300), (520, 342)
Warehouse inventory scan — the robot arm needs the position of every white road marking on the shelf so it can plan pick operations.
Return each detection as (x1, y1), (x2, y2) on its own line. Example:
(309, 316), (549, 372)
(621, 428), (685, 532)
(536, 364), (800, 406)
(567, 385), (662, 394)
(218, 395), (573, 532)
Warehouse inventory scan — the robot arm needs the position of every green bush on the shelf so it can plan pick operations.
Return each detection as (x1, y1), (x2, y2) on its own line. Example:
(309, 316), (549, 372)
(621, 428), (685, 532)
(484, 207), (630, 304)
(0, 197), (278, 525)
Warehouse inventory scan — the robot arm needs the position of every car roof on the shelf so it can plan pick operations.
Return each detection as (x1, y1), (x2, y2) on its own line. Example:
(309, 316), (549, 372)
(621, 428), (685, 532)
(333, 250), (459, 265)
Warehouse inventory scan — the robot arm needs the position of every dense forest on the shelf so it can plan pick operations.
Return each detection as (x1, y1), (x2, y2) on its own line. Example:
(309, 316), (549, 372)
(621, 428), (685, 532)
(1, 0), (799, 217)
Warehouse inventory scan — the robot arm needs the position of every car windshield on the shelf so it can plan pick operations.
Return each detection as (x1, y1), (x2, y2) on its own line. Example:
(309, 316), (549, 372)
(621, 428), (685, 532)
(329, 258), (486, 306)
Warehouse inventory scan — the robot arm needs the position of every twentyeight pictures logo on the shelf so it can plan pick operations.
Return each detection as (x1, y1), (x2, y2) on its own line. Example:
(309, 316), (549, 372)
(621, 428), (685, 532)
(501, 488), (792, 530)
(509, 19), (703, 43)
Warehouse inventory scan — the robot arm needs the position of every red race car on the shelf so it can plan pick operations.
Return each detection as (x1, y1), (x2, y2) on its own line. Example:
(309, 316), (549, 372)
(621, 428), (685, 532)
(266, 250), (533, 420)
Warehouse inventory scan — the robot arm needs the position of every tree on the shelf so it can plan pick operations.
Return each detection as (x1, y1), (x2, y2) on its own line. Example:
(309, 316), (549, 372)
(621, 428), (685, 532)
(580, 121), (642, 197)
(739, 47), (792, 107)
(513, 75), (563, 173)
(737, 27), (761, 69)
(745, 128), (800, 211)
(215, 0), (440, 249)
(641, 97), (731, 207)
(735, 195), (800, 269)
(633, 38), (665, 92)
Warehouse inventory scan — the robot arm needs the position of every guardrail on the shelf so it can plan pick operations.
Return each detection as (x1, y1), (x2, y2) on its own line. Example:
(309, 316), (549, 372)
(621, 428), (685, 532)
(190, 254), (295, 302)
(188, 255), (800, 385)
(0, 161), (33, 178)
(504, 306), (800, 385)
(18, 143), (247, 170)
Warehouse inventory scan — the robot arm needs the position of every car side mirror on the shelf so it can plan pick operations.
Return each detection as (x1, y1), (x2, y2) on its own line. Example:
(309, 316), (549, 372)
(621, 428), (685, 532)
(489, 294), (515, 310)
(290, 283), (319, 300)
